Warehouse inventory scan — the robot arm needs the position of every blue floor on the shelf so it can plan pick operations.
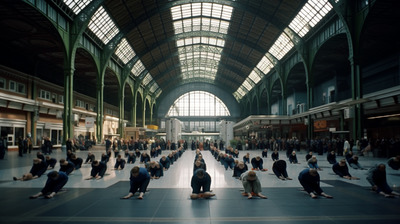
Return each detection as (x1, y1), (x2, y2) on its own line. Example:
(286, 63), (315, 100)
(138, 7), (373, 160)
(0, 147), (400, 223)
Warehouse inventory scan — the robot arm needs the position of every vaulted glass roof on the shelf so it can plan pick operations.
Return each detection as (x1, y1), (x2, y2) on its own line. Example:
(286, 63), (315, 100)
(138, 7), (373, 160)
(59, 0), (334, 102)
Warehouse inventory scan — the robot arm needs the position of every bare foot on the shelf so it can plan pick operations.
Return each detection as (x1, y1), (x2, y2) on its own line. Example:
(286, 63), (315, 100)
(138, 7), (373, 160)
(258, 193), (267, 199)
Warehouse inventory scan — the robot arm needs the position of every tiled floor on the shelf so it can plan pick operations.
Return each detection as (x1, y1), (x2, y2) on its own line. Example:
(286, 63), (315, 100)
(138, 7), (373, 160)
(0, 147), (399, 223)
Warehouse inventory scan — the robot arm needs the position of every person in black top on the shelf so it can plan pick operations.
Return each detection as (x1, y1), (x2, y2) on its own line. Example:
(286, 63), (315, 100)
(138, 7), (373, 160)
(387, 155), (400, 170)
(289, 151), (299, 164)
(59, 159), (75, 175)
(127, 152), (136, 164)
(272, 160), (292, 180)
(332, 159), (359, 180)
(262, 148), (268, 158)
(193, 159), (206, 173)
(69, 154), (83, 169)
(305, 151), (313, 161)
(85, 152), (95, 164)
(29, 171), (69, 199)
(233, 161), (248, 178)
(191, 169), (215, 199)
(45, 155), (57, 169)
(298, 168), (333, 199)
(271, 150), (279, 161)
(13, 158), (47, 181)
(327, 151), (337, 164)
(114, 154), (126, 170)
(86, 160), (107, 180)
(251, 156), (267, 171)
(367, 164), (400, 198)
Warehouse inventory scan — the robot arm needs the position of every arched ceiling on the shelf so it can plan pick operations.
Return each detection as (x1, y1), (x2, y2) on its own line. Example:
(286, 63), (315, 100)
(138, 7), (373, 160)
(102, 0), (305, 99)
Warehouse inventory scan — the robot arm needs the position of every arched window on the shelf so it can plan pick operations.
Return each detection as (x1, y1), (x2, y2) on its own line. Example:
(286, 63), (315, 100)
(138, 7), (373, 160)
(167, 91), (230, 117)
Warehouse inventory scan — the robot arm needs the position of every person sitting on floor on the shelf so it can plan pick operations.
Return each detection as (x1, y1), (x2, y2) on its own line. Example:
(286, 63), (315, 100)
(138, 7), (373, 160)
(140, 152), (151, 163)
(332, 159), (359, 180)
(190, 169), (215, 199)
(240, 170), (267, 199)
(289, 151), (299, 164)
(59, 159), (75, 175)
(272, 160), (292, 180)
(387, 155), (400, 170)
(85, 152), (95, 164)
(262, 148), (268, 158)
(114, 154), (126, 170)
(251, 156), (267, 171)
(307, 156), (322, 170)
(13, 158), (47, 181)
(271, 150), (279, 161)
(45, 155), (57, 170)
(327, 151), (337, 164)
(127, 152), (136, 164)
(69, 154), (83, 169)
(224, 155), (235, 170)
(348, 155), (365, 169)
(193, 159), (206, 174)
(101, 153), (110, 164)
(159, 155), (171, 170)
(243, 153), (250, 164)
(233, 161), (248, 178)
(305, 151), (313, 161)
(29, 171), (68, 199)
(149, 161), (164, 179)
(298, 168), (333, 199)
(367, 164), (400, 198)
(85, 160), (107, 180)
(121, 166), (150, 200)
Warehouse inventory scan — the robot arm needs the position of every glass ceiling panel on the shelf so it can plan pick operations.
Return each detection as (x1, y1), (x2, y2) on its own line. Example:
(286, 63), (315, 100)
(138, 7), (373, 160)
(149, 82), (159, 93)
(131, 60), (146, 77)
(142, 72), (152, 86)
(88, 6), (119, 44)
(242, 79), (253, 91)
(248, 70), (261, 84)
(171, 3), (232, 86)
(181, 70), (216, 80)
(115, 38), (136, 64)
(289, 0), (333, 37)
(167, 91), (230, 117)
(268, 33), (294, 60)
(63, 0), (92, 15)
(256, 56), (273, 74)
(171, 3), (232, 20)
(177, 37), (225, 47)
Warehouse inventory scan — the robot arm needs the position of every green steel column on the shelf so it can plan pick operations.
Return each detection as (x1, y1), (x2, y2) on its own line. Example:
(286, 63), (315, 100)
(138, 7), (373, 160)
(349, 57), (362, 141)
(96, 81), (104, 143)
(63, 67), (74, 143)
(119, 88), (125, 138)
(142, 103), (146, 128)
(306, 81), (313, 139)
(132, 93), (137, 127)
(281, 92), (287, 115)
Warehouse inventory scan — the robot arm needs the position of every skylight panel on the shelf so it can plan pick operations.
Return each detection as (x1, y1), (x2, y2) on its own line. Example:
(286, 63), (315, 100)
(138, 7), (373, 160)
(88, 6), (119, 44)
(114, 38), (136, 64)
(149, 82), (159, 93)
(268, 33), (294, 60)
(289, 0), (333, 37)
(243, 79), (255, 91)
(256, 56), (273, 74)
(131, 60), (146, 77)
(63, 0), (92, 15)
(248, 70), (262, 84)
(142, 73), (152, 86)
